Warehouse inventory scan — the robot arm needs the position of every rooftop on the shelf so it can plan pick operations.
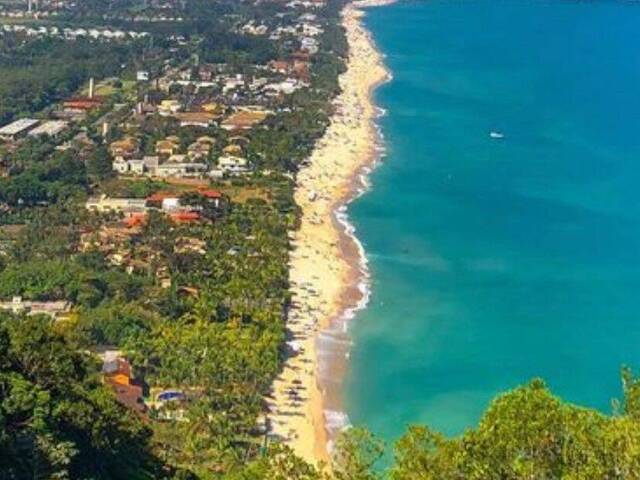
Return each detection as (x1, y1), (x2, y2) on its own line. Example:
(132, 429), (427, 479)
(0, 118), (39, 136)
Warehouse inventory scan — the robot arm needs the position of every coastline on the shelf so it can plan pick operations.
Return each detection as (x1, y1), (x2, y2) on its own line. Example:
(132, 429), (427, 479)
(266, 0), (392, 465)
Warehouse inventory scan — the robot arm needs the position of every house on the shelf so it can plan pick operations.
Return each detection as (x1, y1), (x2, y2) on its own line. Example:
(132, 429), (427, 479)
(102, 355), (146, 415)
(222, 144), (243, 155)
(155, 138), (180, 156)
(268, 60), (290, 74)
(85, 195), (147, 213)
(220, 109), (269, 131)
(79, 224), (141, 252)
(174, 111), (217, 128)
(123, 212), (147, 228)
(168, 154), (188, 163)
(175, 237), (207, 255)
(142, 156), (160, 175)
(170, 211), (200, 223)
(197, 189), (223, 208)
(187, 141), (211, 160)
(222, 75), (245, 94)
(147, 189), (223, 211)
(158, 99), (182, 116)
(155, 162), (208, 178)
(113, 156), (159, 175)
(210, 155), (250, 177)
(197, 135), (216, 145)
(200, 103), (224, 115)
(128, 159), (145, 174)
(110, 137), (139, 159)
(112, 158), (129, 174)
(0, 296), (70, 319)
(264, 78), (304, 95)
(146, 191), (182, 211)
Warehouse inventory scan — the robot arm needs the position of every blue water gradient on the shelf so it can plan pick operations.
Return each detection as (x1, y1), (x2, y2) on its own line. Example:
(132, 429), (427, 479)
(345, 0), (640, 444)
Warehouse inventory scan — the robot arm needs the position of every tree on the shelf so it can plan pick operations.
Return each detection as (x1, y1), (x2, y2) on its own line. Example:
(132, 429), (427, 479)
(332, 427), (384, 480)
(0, 315), (164, 479)
(389, 376), (640, 480)
(86, 146), (113, 181)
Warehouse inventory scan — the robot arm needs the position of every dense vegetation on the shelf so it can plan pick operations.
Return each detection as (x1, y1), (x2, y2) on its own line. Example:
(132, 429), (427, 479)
(0, 0), (348, 476)
(0, 37), (144, 124)
(0, 314), (163, 479)
(327, 372), (640, 479)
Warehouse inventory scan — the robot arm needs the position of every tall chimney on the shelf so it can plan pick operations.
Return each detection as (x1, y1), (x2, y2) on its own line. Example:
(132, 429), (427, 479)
(102, 122), (109, 138)
(27, 0), (32, 13)
(88, 77), (95, 99)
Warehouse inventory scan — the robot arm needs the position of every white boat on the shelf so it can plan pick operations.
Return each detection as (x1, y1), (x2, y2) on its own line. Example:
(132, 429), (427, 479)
(490, 131), (505, 139)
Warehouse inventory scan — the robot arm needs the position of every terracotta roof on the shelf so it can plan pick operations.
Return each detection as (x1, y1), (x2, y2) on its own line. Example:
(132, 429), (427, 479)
(197, 189), (223, 199)
(170, 211), (200, 223)
(63, 97), (104, 110)
(124, 213), (147, 227)
(147, 191), (180, 202)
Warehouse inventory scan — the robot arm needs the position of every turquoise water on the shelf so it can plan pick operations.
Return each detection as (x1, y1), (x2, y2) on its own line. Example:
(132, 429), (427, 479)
(345, 0), (640, 447)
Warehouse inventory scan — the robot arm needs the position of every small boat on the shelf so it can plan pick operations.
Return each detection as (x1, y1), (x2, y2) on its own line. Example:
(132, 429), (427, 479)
(490, 131), (505, 139)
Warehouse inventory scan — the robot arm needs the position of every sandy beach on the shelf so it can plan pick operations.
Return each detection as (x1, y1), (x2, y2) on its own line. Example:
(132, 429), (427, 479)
(266, 0), (392, 466)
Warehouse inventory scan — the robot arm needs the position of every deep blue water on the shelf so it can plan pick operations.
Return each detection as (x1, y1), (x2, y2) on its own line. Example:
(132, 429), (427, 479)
(345, 0), (640, 446)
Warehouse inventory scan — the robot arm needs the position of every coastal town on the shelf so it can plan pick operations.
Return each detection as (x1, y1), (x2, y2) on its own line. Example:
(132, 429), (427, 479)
(5, 0), (640, 477)
(0, 0), (369, 475)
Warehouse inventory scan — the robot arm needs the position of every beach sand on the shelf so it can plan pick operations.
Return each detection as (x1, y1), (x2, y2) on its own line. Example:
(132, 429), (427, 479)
(266, 1), (392, 466)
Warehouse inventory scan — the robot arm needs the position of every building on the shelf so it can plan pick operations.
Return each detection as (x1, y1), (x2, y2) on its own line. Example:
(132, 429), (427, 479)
(197, 189), (223, 208)
(158, 99), (182, 116)
(200, 103), (224, 115)
(264, 78), (304, 95)
(187, 141), (212, 160)
(110, 137), (139, 159)
(174, 111), (217, 128)
(210, 155), (250, 177)
(102, 354), (146, 415)
(85, 195), (147, 213)
(0, 296), (70, 319)
(220, 109), (269, 131)
(62, 97), (104, 111)
(0, 118), (39, 141)
(146, 191), (182, 211)
(147, 188), (222, 211)
(222, 144), (243, 155)
(155, 138), (180, 156)
(170, 211), (200, 223)
(28, 120), (69, 138)
(155, 162), (208, 178)
(113, 157), (158, 175)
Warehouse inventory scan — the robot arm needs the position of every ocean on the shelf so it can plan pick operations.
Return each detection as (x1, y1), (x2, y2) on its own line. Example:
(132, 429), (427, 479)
(344, 0), (640, 449)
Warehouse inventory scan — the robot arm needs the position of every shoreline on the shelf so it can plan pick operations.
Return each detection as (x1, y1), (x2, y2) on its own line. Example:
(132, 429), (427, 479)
(266, 0), (392, 466)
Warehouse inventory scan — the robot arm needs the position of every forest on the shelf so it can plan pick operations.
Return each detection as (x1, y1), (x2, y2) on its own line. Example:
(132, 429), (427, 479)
(0, 37), (145, 125)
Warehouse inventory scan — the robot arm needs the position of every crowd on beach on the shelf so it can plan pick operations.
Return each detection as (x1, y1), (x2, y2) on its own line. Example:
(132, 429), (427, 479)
(266, 1), (392, 465)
